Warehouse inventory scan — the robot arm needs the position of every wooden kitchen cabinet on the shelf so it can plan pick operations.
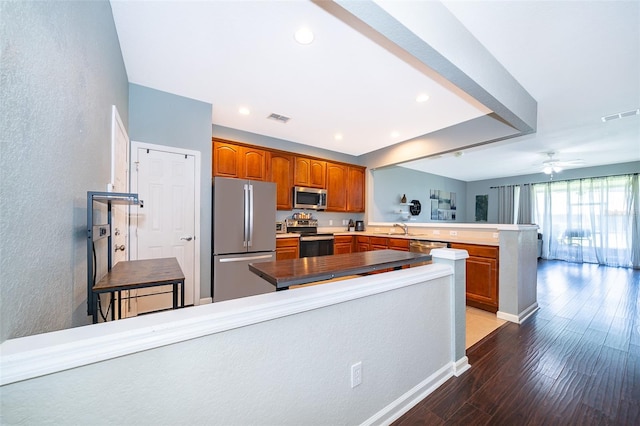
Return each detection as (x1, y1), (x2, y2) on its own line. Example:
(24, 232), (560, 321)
(326, 162), (348, 211)
(294, 157), (326, 188)
(267, 151), (294, 210)
(213, 141), (240, 178)
(388, 238), (409, 251)
(276, 237), (299, 260)
(450, 242), (499, 313)
(347, 166), (365, 213)
(356, 236), (370, 252)
(370, 236), (388, 251)
(213, 138), (365, 213)
(333, 235), (354, 254)
(326, 163), (365, 213)
(213, 139), (266, 181)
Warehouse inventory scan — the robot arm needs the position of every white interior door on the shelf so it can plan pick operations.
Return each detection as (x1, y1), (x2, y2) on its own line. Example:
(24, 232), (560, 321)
(110, 106), (132, 316)
(132, 147), (197, 314)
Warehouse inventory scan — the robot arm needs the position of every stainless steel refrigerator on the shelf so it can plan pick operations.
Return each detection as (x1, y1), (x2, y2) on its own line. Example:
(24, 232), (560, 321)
(212, 177), (276, 302)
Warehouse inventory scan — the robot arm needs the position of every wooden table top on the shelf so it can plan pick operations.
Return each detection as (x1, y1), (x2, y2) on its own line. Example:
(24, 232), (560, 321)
(249, 249), (432, 289)
(93, 257), (185, 293)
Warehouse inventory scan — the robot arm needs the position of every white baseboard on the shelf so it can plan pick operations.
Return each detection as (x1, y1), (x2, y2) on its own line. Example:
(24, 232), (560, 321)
(453, 356), (471, 377)
(362, 363), (454, 426)
(199, 297), (213, 305)
(497, 302), (539, 324)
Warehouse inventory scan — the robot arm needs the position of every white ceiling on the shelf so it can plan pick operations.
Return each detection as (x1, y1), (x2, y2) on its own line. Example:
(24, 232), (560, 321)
(110, 0), (639, 182)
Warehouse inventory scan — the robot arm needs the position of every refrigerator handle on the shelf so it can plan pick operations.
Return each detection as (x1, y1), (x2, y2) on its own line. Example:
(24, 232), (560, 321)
(243, 184), (249, 247)
(247, 183), (254, 247)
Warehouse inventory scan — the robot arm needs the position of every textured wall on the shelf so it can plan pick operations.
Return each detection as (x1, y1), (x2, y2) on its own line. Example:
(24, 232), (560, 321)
(0, 1), (128, 341)
(0, 274), (453, 425)
(128, 84), (213, 299)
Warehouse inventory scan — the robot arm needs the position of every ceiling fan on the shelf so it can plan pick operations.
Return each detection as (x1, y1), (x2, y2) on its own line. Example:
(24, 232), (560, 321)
(541, 152), (585, 177)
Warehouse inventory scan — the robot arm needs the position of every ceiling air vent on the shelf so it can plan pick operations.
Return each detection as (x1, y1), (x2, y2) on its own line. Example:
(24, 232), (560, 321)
(267, 113), (291, 124)
(601, 108), (639, 122)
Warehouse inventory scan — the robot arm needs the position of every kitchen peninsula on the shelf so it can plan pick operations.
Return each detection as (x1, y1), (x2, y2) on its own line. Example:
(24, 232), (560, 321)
(249, 249), (431, 289)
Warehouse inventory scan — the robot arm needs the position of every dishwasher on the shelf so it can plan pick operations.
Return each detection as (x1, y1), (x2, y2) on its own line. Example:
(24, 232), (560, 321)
(409, 240), (449, 265)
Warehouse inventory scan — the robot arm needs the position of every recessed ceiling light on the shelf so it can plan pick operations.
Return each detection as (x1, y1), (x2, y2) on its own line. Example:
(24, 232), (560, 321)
(294, 27), (314, 45)
(390, 131), (400, 138)
(238, 107), (250, 115)
(416, 93), (430, 103)
(334, 133), (343, 141)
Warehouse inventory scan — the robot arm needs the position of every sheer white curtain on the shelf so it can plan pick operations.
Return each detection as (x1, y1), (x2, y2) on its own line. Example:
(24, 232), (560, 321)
(532, 174), (639, 268)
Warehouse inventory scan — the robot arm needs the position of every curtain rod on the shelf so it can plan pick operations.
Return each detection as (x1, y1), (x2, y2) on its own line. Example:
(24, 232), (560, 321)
(489, 172), (638, 189)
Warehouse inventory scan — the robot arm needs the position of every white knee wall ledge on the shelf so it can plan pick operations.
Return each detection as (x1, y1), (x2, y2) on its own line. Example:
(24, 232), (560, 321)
(1, 264), (455, 386)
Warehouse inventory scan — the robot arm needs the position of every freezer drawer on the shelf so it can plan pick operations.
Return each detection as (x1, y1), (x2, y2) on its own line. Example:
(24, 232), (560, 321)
(213, 252), (276, 302)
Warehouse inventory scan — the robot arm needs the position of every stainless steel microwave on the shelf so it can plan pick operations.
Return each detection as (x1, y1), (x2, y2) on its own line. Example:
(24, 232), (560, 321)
(293, 186), (327, 210)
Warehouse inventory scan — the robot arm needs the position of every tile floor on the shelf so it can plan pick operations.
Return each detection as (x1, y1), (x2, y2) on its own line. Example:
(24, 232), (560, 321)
(465, 306), (506, 348)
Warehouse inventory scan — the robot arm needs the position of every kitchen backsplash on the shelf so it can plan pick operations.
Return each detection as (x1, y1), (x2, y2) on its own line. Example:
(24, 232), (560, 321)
(276, 210), (365, 229)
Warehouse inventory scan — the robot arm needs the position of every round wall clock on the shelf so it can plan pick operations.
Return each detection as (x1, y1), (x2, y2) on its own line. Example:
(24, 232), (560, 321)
(409, 200), (421, 216)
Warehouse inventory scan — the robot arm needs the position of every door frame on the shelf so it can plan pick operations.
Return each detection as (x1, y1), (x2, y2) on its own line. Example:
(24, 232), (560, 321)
(130, 141), (202, 306)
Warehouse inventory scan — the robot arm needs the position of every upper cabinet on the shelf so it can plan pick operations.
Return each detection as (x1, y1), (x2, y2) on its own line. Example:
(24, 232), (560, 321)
(213, 138), (365, 212)
(326, 162), (347, 212)
(294, 157), (326, 189)
(347, 166), (365, 213)
(213, 139), (266, 181)
(267, 151), (294, 210)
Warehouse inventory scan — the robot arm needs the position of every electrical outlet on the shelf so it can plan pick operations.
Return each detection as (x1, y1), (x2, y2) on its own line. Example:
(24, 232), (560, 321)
(450, 231), (458, 236)
(433, 230), (440, 235)
(493, 233), (499, 239)
(351, 362), (362, 388)
(329, 220), (333, 225)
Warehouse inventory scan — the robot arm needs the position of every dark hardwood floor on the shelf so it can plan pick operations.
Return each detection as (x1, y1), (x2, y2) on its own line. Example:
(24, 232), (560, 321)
(393, 260), (640, 425)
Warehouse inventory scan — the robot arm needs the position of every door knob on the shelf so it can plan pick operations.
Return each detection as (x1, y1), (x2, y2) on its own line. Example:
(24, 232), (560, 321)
(180, 236), (193, 241)
(115, 244), (126, 252)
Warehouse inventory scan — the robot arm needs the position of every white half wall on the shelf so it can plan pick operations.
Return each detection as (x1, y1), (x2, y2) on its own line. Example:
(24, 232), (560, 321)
(1, 265), (464, 425)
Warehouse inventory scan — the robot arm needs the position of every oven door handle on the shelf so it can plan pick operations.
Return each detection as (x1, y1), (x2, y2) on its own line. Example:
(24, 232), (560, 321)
(300, 236), (335, 242)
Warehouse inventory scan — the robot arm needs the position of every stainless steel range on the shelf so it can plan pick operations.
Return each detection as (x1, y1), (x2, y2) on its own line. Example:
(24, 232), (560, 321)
(285, 219), (334, 258)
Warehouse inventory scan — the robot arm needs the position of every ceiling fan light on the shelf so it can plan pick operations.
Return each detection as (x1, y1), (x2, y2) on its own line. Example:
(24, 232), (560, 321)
(543, 166), (552, 174)
(553, 165), (563, 173)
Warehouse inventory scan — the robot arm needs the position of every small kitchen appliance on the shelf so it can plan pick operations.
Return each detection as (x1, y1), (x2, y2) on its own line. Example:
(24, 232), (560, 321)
(293, 186), (327, 210)
(355, 220), (365, 231)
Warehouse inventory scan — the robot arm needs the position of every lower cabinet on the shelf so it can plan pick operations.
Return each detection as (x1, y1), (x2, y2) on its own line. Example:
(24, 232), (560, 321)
(356, 236), (370, 252)
(276, 237), (299, 260)
(450, 243), (499, 313)
(387, 238), (409, 251)
(333, 235), (354, 254)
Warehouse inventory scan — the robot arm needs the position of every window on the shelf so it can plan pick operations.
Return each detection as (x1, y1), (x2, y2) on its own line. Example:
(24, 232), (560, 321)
(532, 174), (639, 268)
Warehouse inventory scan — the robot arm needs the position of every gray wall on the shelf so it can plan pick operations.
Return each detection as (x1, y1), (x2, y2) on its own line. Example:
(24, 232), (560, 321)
(0, 1), (129, 341)
(128, 84), (213, 299)
(466, 161), (640, 223)
(371, 166), (467, 223)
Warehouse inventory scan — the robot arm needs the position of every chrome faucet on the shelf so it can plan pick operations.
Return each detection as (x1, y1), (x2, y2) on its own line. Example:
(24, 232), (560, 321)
(393, 223), (408, 235)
